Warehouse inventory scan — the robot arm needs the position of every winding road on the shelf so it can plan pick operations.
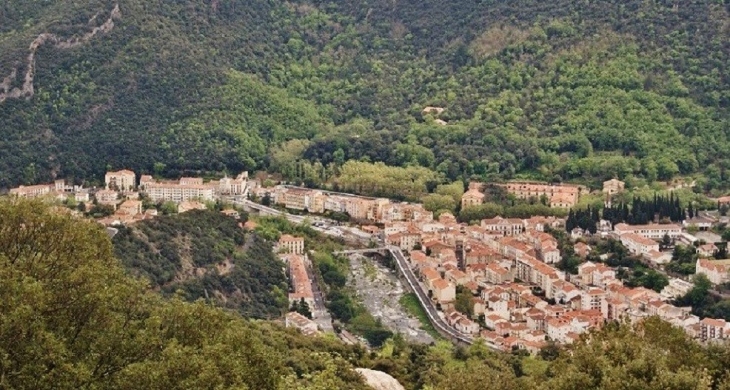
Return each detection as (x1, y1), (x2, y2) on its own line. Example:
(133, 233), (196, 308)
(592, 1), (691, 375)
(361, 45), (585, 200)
(240, 197), (502, 349)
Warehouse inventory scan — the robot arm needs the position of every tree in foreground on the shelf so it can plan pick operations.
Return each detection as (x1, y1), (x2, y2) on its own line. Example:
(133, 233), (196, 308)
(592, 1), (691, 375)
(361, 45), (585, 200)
(0, 199), (280, 389)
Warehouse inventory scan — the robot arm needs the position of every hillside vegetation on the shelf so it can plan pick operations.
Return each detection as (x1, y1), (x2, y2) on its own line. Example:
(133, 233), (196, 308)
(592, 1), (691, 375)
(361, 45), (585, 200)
(1, 0), (729, 192)
(4, 199), (730, 388)
(112, 209), (288, 319)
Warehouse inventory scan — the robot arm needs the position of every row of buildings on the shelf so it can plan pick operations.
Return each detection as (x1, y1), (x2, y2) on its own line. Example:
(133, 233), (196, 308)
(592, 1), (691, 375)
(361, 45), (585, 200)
(251, 185), (432, 224)
(460, 179), (625, 210)
(8, 169), (250, 204)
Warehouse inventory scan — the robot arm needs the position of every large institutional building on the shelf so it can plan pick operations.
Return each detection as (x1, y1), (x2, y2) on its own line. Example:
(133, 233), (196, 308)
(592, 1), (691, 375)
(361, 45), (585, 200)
(105, 170), (137, 192)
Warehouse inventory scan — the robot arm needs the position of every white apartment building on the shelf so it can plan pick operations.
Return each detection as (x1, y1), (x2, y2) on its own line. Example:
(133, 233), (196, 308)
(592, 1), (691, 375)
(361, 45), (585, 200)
(620, 233), (660, 256)
(614, 223), (681, 240)
(481, 216), (524, 236)
(145, 183), (214, 203)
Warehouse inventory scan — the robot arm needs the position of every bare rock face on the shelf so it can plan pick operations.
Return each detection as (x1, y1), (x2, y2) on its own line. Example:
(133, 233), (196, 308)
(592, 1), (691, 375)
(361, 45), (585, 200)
(0, 4), (121, 103)
(355, 368), (405, 390)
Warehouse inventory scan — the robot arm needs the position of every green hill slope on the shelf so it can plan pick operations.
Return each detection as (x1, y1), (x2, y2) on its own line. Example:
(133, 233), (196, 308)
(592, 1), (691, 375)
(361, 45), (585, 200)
(112, 209), (288, 319)
(1, 0), (729, 191)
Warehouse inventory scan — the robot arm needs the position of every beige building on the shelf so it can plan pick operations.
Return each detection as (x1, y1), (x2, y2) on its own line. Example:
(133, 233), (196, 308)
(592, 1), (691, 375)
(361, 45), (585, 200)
(481, 216), (524, 236)
(9, 184), (53, 198)
(105, 170), (136, 192)
(217, 173), (248, 195)
(620, 233), (660, 257)
(144, 182), (214, 203)
(95, 189), (119, 205)
(178, 201), (207, 213)
(285, 312), (320, 336)
(614, 223), (682, 240)
(344, 197), (373, 220)
(432, 278), (456, 303)
(696, 259), (730, 285)
(278, 235), (305, 255)
(602, 179), (625, 195)
(139, 175), (155, 189)
(499, 181), (584, 207)
(700, 318), (728, 342)
(118, 200), (143, 216)
(461, 188), (485, 209)
(283, 188), (308, 211)
(307, 191), (326, 214)
(179, 177), (203, 186)
(549, 193), (575, 209)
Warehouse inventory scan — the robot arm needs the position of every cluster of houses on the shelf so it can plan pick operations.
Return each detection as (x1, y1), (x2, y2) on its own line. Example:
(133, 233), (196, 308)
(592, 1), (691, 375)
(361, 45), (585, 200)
(7, 169), (248, 226)
(395, 210), (730, 352)
(249, 180), (730, 348)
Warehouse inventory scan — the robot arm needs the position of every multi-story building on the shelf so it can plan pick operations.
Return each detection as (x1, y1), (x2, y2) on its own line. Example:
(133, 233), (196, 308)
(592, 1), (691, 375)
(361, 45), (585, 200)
(143, 179), (215, 203)
(139, 175), (155, 190)
(581, 288), (606, 312)
(696, 258), (730, 285)
(700, 318), (727, 342)
(117, 200), (142, 216)
(278, 235), (305, 255)
(105, 170), (136, 192)
(620, 233), (660, 257)
(461, 188), (485, 209)
(9, 184), (53, 198)
(217, 172), (248, 195)
(179, 177), (203, 186)
(481, 216), (524, 236)
(661, 278), (694, 300)
(498, 181), (584, 208)
(307, 191), (326, 214)
(613, 223), (682, 240)
(283, 188), (308, 211)
(95, 189), (119, 205)
(432, 279), (456, 303)
(344, 197), (373, 220)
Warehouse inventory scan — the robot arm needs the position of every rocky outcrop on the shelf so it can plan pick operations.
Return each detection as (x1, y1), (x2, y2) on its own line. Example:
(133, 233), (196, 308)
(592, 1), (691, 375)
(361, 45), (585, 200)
(355, 368), (405, 390)
(0, 4), (121, 103)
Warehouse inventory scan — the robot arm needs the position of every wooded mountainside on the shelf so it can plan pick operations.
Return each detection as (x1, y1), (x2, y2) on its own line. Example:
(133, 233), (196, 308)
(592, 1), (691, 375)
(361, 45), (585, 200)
(4, 199), (730, 389)
(112, 209), (288, 319)
(1, 0), (730, 192)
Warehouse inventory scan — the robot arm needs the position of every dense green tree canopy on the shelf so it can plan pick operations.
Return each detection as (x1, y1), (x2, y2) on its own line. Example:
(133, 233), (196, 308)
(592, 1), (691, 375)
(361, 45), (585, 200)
(1, 0), (730, 193)
(112, 209), (288, 319)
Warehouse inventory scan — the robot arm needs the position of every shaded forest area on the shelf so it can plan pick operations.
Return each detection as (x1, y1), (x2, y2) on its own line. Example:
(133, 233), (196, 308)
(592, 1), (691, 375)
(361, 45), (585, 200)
(1, 0), (730, 193)
(112, 209), (288, 319)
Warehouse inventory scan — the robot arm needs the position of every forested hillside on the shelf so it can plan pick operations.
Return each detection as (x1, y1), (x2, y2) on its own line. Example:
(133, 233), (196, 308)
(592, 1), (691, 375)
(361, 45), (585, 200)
(4, 198), (730, 389)
(112, 209), (288, 318)
(1, 0), (730, 192)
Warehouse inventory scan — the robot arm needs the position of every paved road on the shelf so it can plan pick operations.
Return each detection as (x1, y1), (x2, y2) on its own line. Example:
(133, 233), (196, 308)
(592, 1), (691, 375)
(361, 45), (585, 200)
(304, 255), (333, 332)
(387, 245), (478, 346)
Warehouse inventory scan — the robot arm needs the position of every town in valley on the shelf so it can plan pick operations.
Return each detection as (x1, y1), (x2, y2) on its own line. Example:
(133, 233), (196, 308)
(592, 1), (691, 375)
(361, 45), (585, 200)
(8, 171), (730, 352)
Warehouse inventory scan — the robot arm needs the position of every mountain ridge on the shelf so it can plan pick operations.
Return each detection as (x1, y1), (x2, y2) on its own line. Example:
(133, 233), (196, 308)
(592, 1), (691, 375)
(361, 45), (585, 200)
(1, 0), (729, 193)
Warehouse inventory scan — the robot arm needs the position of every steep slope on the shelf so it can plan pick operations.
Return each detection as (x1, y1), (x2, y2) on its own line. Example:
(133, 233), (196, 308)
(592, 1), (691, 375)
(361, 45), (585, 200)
(1, 0), (729, 191)
(112, 209), (288, 319)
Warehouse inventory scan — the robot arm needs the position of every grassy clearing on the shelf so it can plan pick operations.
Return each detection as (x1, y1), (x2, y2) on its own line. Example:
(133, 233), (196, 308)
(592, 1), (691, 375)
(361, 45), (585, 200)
(399, 293), (442, 340)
